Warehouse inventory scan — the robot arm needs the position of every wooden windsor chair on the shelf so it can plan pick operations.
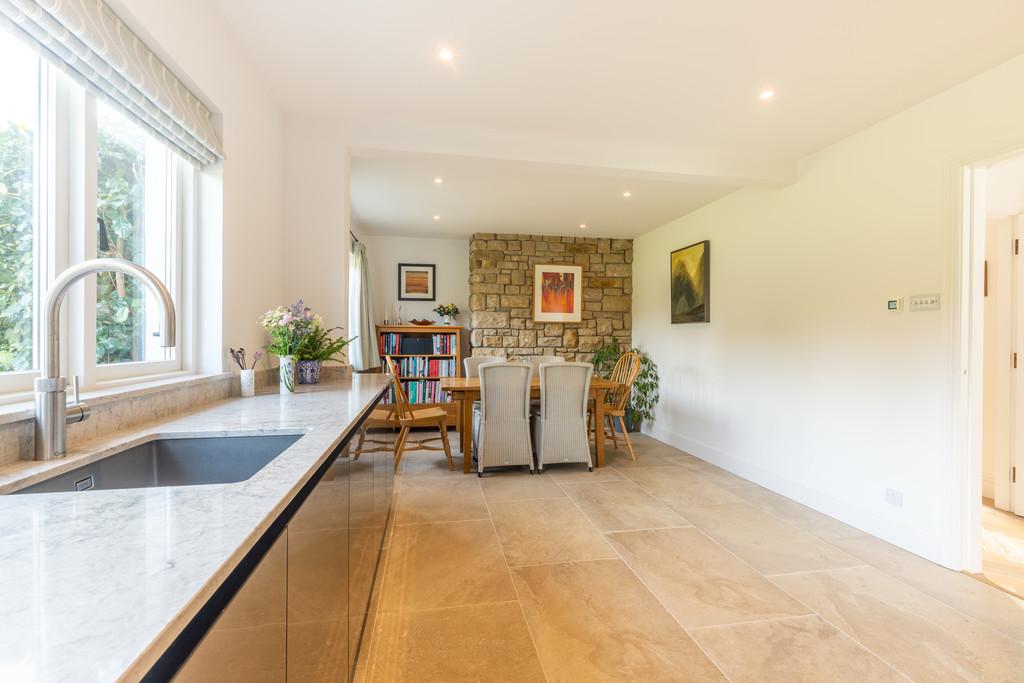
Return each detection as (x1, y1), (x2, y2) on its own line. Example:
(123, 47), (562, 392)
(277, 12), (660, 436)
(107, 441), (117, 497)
(589, 351), (642, 461)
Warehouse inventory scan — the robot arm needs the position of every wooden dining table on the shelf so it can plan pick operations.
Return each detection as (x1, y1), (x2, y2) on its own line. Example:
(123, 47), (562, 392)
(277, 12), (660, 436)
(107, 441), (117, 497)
(439, 376), (622, 473)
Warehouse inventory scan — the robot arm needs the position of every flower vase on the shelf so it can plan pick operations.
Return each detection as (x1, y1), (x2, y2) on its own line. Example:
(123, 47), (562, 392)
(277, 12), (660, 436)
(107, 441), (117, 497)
(442, 315), (452, 325)
(240, 369), (256, 397)
(297, 360), (322, 384)
(279, 355), (297, 393)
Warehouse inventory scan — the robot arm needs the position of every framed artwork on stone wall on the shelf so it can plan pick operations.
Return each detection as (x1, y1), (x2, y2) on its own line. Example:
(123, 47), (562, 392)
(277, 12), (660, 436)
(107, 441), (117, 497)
(533, 264), (582, 322)
(670, 240), (709, 323)
(398, 263), (436, 301)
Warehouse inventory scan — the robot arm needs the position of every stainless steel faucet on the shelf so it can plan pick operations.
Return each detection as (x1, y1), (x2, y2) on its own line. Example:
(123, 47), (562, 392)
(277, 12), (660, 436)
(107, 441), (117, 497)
(35, 258), (176, 460)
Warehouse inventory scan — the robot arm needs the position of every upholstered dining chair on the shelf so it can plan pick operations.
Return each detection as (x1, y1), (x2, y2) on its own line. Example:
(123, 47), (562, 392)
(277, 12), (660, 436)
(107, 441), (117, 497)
(532, 362), (594, 471)
(465, 354), (504, 379)
(474, 362), (533, 476)
(591, 351), (642, 461)
(354, 356), (453, 473)
(527, 355), (564, 379)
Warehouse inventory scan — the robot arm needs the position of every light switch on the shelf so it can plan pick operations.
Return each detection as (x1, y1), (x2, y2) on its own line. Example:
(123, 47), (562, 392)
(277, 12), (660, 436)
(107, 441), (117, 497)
(909, 293), (940, 312)
(886, 297), (903, 313)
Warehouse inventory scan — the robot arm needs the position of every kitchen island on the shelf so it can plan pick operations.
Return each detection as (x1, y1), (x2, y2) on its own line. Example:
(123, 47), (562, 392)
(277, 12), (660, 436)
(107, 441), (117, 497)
(0, 374), (391, 682)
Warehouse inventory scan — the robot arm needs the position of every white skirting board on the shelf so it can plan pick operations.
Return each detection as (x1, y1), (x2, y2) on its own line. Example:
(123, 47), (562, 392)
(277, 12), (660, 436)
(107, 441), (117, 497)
(644, 425), (953, 569)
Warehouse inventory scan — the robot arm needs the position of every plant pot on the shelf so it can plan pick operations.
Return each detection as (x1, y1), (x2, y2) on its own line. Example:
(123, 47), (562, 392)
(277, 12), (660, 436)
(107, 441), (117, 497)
(624, 412), (642, 433)
(279, 354), (297, 393)
(239, 368), (256, 397)
(297, 360), (322, 384)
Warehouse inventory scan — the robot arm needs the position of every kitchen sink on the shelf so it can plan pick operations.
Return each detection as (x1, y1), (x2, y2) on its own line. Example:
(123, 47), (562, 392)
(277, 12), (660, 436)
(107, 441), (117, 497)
(13, 434), (303, 494)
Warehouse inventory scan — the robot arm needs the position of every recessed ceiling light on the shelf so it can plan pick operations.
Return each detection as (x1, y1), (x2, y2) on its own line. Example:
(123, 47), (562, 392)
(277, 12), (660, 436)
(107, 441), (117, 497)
(759, 88), (775, 101)
(578, 223), (587, 229)
(622, 191), (632, 198)
(433, 215), (441, 221)
(434, 177), (444, 184)
(438, 47), (454, 63)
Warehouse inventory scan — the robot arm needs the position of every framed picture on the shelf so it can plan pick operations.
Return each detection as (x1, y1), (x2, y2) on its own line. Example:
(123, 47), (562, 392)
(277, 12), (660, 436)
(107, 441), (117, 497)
(533, 264), (582, 322)
(670, 240), (710, 323)
(398, 263), (436, 301)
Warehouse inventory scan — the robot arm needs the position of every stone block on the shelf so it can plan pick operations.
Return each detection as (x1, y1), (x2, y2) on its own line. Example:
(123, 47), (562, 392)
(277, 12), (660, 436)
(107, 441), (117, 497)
(501, 294), (530, 308)
(589, 277), (620, 288)
(472, 311), (510, 328)
(543, 323), (563, 336)
(562, 329), (579, 347)
(583, 287), (603, 302)
(602, 295), (630, 312)
(487, 240), (509, 250)
(510, 307), (531, 318)
(520, 330), (536, 346)
(483, 335), (503, 347)
(567, 243), (596, 254)
(487, 294), (500, 309)
(511, 270), (525, 285)
(503, 336), (518, 347)
(539, 336), (561, 347)
(596, 319), (613, 336)
(470, 283), (505, 295)
(578, 336), (602, 352)
(612, 239), (632, 251)
(606, 263), (631, 277)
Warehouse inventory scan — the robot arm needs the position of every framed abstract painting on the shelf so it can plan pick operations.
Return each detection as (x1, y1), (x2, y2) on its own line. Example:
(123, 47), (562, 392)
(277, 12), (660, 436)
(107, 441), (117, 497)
(533, 264), (582, 322)
(670, 240), (710, 323)
(398, 263), (436, 301)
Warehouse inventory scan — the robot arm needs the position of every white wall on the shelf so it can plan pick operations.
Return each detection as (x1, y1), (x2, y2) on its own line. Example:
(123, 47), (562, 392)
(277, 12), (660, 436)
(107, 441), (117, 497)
(110, 0), (285, 373)
(633, 55), (1024, 568)
(357, 233), (470, 327)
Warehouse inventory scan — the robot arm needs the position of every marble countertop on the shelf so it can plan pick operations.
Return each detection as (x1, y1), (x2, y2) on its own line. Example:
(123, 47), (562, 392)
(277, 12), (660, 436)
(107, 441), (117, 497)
(0, 375), (390, 682)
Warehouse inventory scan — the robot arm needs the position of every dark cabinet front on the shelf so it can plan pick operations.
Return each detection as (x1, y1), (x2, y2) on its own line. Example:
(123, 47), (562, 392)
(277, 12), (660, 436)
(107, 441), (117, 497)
(173, 420), (391, 682)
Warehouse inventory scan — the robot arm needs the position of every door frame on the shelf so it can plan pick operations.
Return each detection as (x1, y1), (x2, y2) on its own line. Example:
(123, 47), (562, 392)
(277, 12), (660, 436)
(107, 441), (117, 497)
(957, 159), (1024, 573)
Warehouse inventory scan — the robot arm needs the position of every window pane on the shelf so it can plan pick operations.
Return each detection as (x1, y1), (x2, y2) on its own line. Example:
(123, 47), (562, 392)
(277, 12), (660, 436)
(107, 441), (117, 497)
(96, 102), (174, 365)
(0, 32), (38, 373)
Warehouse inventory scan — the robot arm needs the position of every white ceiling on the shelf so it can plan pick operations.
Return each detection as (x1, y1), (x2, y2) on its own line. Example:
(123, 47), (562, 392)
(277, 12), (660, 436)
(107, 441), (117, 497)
(351, 149), (738, 237)
(212, 0), (1024, 236)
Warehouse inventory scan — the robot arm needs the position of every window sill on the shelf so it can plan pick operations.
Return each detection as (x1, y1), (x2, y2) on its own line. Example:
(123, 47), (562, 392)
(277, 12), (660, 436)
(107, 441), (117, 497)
(0, 372), (233, 428)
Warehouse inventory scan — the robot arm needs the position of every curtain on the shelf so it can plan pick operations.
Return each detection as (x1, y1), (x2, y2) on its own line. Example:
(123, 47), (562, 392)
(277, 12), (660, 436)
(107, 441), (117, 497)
(0, 0), (224, 166)
(349, 239), (380, 371)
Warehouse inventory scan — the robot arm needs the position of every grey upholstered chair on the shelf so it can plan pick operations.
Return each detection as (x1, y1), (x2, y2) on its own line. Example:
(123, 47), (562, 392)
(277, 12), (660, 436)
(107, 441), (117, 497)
(473, 362), (533, 476)
(532, 362), (594, 471)
(527, 355), (564, 379)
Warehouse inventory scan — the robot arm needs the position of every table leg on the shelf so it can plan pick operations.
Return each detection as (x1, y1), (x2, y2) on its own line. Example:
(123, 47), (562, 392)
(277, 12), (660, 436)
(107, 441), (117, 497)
(593, 388), (607, 468)
(462, 395), (474, 474)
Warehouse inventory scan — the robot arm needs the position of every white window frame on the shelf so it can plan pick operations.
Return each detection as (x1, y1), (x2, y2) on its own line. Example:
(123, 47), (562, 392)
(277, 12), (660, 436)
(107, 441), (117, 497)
(0, 47), (195, 402)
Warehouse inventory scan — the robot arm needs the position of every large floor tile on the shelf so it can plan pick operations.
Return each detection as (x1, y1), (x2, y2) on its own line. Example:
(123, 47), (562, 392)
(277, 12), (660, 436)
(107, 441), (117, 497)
(380, 520), (515, 612)
(772, 565), (1024, 681)
(829, 534), (1024, 643)
(394, 476), (488, 525)
(490, 498), (617, 566)
(730, 485), (868, 541)
(676, 458), (756, 489)
(543, 462), (626, 483)
(398, 450), (465, 477)
(619, 466), (745, 512)
(366, 602), (546, 683)
(681, 501), (862, 575)
(561, 480), (689, 532)
(691, 614), (904, 683)
(607, 527), (810, 627)
(480, 471), (566, 502)
(513, 559), (725, 681)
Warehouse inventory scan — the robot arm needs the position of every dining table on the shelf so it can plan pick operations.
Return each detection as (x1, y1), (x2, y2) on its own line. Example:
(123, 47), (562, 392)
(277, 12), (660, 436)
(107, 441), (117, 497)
(439, 375), (622, 473)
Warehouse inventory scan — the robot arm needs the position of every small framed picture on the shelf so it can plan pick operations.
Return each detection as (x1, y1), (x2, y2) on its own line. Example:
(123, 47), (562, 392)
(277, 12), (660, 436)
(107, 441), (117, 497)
(533, 264), (582, 322)
(398, 263), (436, 301)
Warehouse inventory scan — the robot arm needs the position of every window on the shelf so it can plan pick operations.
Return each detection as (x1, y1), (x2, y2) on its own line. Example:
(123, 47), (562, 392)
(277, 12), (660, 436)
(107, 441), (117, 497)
(0, 28), (193, 398)
(0, 33), (39, 376)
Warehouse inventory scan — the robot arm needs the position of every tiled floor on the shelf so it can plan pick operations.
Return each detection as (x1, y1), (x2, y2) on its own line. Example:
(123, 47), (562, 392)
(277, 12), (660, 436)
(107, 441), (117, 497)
(979, 500), (1024, 599)
(359, 433), (1024, 682)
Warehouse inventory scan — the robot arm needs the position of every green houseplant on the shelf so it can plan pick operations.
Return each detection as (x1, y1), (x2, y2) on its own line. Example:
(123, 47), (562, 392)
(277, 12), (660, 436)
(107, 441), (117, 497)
(589, 343), (660, 432)
(296, 324), (355, 384)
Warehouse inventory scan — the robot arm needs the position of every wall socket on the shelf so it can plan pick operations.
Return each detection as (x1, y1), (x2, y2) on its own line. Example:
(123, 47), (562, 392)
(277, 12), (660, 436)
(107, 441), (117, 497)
(909, 293), (940, 312)
(885, 488), (903, 508)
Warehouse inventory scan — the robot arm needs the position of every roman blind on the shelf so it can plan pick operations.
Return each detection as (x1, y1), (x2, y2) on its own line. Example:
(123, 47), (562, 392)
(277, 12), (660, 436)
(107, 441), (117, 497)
(0, 0), (224, 166)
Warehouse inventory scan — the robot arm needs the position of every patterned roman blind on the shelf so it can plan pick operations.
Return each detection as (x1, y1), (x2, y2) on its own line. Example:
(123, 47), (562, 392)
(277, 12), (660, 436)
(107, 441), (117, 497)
(0, 0), (224, 166)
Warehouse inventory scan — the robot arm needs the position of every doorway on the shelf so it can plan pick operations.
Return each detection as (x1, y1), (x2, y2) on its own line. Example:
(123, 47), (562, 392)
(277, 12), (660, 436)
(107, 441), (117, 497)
(965, 154), (1024, 597)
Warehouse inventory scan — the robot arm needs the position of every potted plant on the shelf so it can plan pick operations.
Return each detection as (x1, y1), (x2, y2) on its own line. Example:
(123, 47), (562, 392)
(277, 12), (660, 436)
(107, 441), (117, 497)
(259, 300), (321, 393)
(296, 324), (355, 384)
(432, 303), (459, 325)
(589, 343), (660, 432)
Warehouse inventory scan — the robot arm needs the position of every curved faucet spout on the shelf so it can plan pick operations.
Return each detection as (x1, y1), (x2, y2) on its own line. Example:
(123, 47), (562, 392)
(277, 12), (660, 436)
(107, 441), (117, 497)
(35, 258), (176, 460)
(40, 258), (176, 379)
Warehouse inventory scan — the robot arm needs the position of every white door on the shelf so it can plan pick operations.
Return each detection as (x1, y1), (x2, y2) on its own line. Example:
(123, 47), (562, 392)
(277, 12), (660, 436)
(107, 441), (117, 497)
(1012, 215), (1024, 517)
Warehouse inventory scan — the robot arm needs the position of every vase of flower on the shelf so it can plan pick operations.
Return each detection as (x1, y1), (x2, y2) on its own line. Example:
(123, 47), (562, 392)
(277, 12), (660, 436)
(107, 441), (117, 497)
(260, 300), (322, 394)
(239, 369), (256, 397)
(229, 347), (263, 398)
(279, 355), (297, 393)
(433, 303), (460, 326)
(295, 322), (355, 384)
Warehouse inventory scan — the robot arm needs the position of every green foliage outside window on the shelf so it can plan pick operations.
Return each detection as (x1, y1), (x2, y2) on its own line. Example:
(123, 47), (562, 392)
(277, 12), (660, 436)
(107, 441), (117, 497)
(95, 122), (146, 365)
(0, 122), (34, 372)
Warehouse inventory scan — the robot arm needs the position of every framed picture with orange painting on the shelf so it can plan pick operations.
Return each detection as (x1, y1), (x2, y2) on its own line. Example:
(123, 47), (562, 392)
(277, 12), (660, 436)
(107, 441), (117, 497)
(533, 264), (582, 322)
(398, 263), (436, 301)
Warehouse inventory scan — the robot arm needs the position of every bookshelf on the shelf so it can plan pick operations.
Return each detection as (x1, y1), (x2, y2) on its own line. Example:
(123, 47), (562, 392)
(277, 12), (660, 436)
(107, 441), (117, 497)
(376, 324), (465, 428)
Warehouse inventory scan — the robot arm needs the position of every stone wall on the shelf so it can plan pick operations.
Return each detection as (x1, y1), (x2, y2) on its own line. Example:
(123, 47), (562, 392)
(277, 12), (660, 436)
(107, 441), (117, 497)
(468, 233), (632, 359)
